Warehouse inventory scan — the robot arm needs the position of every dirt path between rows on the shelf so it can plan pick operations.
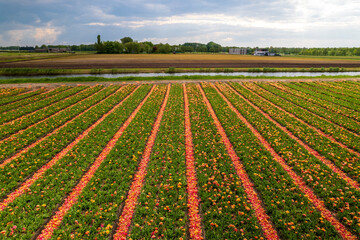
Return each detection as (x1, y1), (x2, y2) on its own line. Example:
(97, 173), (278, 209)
(1, 78), (360, 89)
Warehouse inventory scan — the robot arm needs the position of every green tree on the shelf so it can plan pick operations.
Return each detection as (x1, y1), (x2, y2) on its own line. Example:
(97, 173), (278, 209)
(121, 37), (134, 44)
(125, 42), (140, 53)
(95, 35), (104, 53)
(206, 41), (222, 52)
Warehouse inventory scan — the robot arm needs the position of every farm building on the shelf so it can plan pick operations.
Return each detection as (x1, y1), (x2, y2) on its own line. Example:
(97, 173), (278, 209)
(254, 49), (270, 56)
(48, 48), (71, 53)
(34, 47), (71, 53)
(229, 48), (247, 55)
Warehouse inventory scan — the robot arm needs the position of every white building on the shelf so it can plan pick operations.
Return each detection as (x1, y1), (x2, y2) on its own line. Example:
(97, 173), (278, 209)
(254, 49), (270, 56)
(229, 48), (247, 55)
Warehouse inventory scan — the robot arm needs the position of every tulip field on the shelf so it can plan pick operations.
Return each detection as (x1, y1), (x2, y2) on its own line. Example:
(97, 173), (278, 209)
(0, 80), (360, 240)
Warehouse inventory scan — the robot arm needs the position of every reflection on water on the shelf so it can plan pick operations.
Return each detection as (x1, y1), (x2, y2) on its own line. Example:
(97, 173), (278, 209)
(1, 71), (360, 80)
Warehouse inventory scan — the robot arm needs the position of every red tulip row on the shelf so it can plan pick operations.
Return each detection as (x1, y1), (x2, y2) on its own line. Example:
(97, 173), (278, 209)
(186, 83), (266, 239)
(198, 84), (279, 240)
(338, 80), (360, 93)
(289, 81), (360, 112)
(0, 88), (26, 98)
(262, 82), (360, 157)
(257, 82), (360, 134)
(0, 87), (66, 114)
(240, 82), (360, 181)
(316, 81), (360, 99)
(0, 85), (138, 200)
(129, 84), (188, 239)
(37, 85), (158, 240)
(114, 84), (170, 240)
(199, 82), (344, 239)
(183, 84), (203, 240)
(0, 84), (154, 239)
(304, 81), (360, 103)
(0, 81), (359, 239)
(0, 85), (107, 162)
(268, 84), (360, 154)
(0, 86), (77, 125)
(49, 85), (166, 240)
(0, 88), (45, 105)
(215, 82), (360, 236)
(0, 86), (89, 139)
(271, 82), (360, 123)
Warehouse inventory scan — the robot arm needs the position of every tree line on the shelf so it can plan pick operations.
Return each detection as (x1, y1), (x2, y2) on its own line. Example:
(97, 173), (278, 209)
(2, 36), (360, 57)
(94, 36), (360, 56)
(95, 35), (228, 54)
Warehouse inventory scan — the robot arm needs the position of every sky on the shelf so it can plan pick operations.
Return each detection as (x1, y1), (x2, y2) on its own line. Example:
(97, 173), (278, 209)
(1, 0), (360, 47)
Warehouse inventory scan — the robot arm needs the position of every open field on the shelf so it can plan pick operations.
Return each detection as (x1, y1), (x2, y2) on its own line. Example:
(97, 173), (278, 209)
(2, 53), (360, 70)
(0, 80), (359, 239)
(0, 52), (76, 64)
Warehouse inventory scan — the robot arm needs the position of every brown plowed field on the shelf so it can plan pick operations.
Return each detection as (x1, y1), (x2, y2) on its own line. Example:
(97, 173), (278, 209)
(1, 54), (360, 69)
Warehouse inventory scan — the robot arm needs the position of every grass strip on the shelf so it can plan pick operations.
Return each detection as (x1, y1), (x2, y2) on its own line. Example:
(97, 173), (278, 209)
(2, 75), (360, 84)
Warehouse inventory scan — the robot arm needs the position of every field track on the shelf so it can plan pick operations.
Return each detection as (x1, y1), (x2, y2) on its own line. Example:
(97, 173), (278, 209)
(0, 80), (359, 239)
(2, 54), (360, 69)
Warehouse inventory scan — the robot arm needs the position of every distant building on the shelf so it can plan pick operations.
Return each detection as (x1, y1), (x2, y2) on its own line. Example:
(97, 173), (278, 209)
(229, 48), (247, 55)
(33, 47), (70, 53)
(34, 48), (48, 53)
(254, 49), (270, 56)
(48, 48), (70, 53)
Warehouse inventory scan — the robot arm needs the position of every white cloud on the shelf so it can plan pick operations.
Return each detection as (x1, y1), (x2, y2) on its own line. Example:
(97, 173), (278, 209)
(85, 12), (360, 31)
(2, 0), (360, 47)
(1, 23), (62, 45)
(144, 3), (170, 12)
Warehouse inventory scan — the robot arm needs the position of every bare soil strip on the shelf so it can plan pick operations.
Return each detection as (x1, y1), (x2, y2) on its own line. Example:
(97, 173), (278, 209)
(3, 54), (360, 69)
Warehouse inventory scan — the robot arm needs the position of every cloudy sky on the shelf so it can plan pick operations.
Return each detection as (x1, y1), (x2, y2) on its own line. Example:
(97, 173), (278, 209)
(1, 0), (360, 47)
